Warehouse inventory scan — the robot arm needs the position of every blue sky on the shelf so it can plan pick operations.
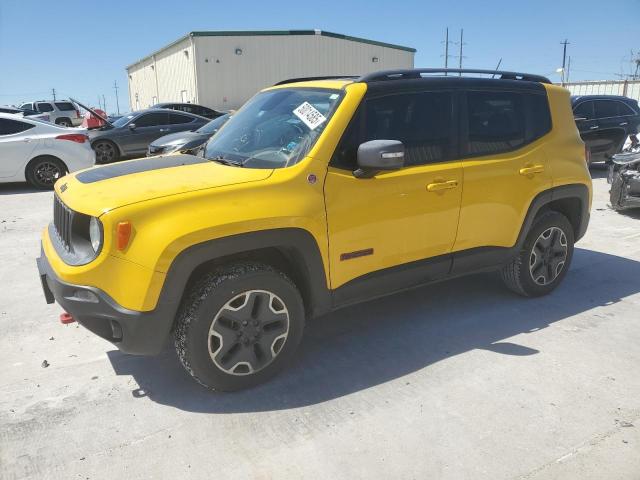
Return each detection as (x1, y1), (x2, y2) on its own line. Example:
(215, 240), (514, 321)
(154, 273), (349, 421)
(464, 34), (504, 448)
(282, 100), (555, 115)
(1, 0), (638, 114)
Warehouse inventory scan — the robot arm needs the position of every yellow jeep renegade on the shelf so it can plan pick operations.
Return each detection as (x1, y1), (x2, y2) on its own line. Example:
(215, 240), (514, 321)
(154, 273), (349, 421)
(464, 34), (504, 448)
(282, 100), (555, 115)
(37, 69), (592, 391)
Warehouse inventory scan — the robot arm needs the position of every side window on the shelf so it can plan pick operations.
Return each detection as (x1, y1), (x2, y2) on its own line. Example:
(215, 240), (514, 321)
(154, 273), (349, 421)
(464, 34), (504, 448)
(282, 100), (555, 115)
(20, 103), (34, 110)
(573, 101), (594, 120)
(332, 91), (454, 169)
(134, 112), (168, 127)
(0, 119), (35, 135)
(528, 94), (552, 141)
(200, 107), (214, 116)
(594, 100), (619, 119)
(169, 113), (194, 124)
(36, 102), (54, 112)
(617, 102), (635, 116)
(54, 102), (75, 111)
(465, 91), (525, 156)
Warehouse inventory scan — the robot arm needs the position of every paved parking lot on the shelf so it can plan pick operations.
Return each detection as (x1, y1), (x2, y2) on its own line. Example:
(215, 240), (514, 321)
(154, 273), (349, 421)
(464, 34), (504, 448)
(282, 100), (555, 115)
(1, 166), (639, 480)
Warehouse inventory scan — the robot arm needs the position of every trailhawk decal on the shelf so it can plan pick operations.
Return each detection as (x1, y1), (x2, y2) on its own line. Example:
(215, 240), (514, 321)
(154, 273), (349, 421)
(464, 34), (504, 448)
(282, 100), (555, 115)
(75, 155), (208, 184)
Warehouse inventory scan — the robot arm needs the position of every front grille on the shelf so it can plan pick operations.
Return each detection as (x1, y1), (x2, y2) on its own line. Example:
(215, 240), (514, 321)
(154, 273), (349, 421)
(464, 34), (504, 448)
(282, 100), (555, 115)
(53, 194), (74, 251)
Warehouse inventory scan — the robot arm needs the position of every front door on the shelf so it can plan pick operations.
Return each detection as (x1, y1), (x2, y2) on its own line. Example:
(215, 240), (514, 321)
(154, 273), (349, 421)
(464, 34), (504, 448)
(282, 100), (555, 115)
(325, 90), (463, 291)
(122, 111), (169, 155)
(0, 118), (38, 178)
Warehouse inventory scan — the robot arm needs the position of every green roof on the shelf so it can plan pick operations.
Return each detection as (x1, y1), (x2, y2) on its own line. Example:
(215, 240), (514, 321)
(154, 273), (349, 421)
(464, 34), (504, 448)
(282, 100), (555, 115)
(127, 29), (416, 69)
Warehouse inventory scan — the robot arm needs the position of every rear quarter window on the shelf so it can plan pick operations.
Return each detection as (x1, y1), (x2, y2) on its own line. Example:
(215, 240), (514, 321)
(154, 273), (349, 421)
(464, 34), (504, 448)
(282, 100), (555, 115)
(55, 102), (76, 111)
(36, 103), (54, 112)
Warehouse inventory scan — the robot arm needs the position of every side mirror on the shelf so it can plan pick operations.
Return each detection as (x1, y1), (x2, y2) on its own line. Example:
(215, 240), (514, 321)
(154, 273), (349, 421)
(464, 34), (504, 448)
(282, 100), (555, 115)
(128, 123), (137, 130)
(354, 140), (405, 178)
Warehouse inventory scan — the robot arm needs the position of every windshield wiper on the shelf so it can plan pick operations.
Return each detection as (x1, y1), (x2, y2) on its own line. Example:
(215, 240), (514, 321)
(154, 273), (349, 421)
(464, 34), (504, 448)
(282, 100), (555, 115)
(208, 155), (243, 167)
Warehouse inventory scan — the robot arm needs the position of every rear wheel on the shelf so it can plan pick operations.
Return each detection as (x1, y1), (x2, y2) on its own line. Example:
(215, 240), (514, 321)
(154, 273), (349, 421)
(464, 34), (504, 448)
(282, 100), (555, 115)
(501, 211), (574, 297)
(93, 140), (119, 164)
(25, 156), (67, 189)
(175, 263), (305, 391)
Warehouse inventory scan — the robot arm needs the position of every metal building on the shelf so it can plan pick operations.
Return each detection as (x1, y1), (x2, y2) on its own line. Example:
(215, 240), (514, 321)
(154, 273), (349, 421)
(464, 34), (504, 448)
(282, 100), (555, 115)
(563, 80), (640, 102)
(126, 30), (416, 111)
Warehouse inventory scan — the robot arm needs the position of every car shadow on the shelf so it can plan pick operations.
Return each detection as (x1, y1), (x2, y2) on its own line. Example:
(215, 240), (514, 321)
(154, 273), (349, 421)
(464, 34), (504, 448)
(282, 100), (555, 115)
(589, 163), (609, 179)
(107, 248), (640, 413)
(0, 183), (44, 195)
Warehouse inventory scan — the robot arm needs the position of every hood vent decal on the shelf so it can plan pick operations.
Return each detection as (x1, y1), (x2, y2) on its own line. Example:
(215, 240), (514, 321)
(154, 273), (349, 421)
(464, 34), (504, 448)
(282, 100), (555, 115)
(76, 155), (209, 184)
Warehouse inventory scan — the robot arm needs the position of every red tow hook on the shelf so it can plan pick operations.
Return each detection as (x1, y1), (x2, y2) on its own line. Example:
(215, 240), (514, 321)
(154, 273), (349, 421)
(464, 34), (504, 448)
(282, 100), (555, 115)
(60, 312), (75, 324)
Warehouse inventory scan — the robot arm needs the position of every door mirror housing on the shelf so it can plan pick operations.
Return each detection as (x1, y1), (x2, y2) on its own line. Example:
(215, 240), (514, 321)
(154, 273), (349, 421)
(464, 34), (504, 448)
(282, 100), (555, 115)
(128, 123), (137, 130)
(354, 140), (405, 178)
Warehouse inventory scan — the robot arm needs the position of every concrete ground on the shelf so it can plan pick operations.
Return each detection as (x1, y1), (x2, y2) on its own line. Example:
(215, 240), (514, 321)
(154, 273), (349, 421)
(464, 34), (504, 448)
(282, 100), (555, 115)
(1, 166), (639, 480)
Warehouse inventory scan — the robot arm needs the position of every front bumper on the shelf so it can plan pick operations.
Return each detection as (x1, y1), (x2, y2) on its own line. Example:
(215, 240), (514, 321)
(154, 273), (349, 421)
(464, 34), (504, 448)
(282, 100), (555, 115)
(36, 248), (174, 355)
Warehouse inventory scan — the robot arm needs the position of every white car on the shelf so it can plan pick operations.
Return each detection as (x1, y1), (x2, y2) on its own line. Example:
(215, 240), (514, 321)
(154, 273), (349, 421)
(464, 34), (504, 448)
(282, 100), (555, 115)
(19, 100), (83, 127)
(0, 113), (95, 189)
(0, 105), (51, 122)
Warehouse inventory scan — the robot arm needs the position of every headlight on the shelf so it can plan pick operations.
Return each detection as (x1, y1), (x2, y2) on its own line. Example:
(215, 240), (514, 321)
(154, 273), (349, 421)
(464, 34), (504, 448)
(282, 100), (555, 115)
(89, 217), (102, 252)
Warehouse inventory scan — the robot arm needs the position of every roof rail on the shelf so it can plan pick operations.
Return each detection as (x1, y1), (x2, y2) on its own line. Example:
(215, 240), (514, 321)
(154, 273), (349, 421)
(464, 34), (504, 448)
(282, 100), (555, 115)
(358, 68), (551, 84)
(275, 75), (359, 86)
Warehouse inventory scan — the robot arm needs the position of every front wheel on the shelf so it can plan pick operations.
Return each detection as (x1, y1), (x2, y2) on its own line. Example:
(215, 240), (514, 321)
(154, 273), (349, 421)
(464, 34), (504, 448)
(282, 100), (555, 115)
(175, 263), (305, 391)
(501, 211), (575, 297)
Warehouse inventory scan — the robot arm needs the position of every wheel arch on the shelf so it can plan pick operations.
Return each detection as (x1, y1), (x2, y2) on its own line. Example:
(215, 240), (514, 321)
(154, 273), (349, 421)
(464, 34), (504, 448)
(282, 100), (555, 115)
(25, 154), (69, 177)
(156, 228), (332, 327)
(516, 184), (590, 248)
(91, 138), (123, 158)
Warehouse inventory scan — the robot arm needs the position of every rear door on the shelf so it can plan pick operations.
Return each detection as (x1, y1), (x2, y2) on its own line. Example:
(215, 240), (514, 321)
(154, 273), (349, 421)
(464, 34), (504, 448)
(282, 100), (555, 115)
(121, 112), (169, 154)
(168, 112), (200, 133)
(453, 88), (553, 262)
(593, 100), (630, 158)
(0, 118), (38, 177)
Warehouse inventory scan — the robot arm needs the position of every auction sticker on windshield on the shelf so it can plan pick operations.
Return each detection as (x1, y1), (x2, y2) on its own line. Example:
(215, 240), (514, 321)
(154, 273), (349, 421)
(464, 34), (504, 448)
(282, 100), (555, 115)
(293, 102), (327, 130)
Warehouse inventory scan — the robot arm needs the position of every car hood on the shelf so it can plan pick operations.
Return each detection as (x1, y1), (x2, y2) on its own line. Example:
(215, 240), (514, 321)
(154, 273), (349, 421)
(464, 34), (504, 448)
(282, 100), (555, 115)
(150, 131), (209, 147)
(54, 154), (273, 216)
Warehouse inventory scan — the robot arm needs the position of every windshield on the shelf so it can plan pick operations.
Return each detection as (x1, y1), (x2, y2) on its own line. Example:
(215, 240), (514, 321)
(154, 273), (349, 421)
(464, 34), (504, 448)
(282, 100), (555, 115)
(197, 114), (230, 134)
(112, 114), (135, 128)
(203, 88), (343, 168)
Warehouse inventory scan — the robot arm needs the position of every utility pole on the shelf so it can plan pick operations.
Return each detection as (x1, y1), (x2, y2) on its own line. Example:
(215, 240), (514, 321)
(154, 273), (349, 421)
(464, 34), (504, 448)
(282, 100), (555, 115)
(441, 28), (454, 75)
(102, 95), (107, 115)
(452, 29), (466, 76)
(566, 56), (571, 84)
(113, 81), (121, 115)
(51, 88), (57, 101)
(560, 39), (570, 85)
(98, 96), (102, 111)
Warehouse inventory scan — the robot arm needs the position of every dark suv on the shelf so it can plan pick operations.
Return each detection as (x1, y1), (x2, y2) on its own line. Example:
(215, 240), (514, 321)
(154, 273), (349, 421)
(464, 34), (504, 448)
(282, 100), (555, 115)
(571, 95), (640, 163)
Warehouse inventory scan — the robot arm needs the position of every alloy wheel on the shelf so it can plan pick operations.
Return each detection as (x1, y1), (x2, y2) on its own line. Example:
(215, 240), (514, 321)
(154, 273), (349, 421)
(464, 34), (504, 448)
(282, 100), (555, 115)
(34, 161), (63, 187)
(208, 290), (290, 376)
(529, 226), (568, 286)
(94, 142), (115, 163)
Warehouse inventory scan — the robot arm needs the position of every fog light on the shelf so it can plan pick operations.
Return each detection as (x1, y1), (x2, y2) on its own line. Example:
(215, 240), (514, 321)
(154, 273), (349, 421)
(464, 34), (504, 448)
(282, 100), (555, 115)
(71, 290), (99, 303)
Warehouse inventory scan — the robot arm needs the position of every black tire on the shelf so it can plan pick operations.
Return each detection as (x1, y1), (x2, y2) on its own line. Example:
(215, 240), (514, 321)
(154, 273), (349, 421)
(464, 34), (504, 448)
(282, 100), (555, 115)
(25, 156), (67, 189)
(92, 140), (120, 164)
(501, 211), (575, 297)
(56, 118), (73, 127)
(175, 263), (305, 391)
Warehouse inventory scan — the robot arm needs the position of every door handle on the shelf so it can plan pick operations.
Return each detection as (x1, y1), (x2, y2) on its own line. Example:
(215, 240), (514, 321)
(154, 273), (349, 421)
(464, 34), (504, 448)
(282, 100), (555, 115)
(23, 138), (32, 143)
(589, 125), (599, 130)
(426, 180), (458, 192)
(519, 165), (545, 176)
(159, 128), (170, 132)
(620, 122), (628, 126)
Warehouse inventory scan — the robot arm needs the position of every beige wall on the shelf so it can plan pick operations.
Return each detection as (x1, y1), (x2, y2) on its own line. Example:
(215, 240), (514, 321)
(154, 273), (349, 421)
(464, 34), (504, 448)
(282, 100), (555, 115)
(564, 80), (640, 102)
(193, 34), (415, 110)
(127, 37), (196, 110)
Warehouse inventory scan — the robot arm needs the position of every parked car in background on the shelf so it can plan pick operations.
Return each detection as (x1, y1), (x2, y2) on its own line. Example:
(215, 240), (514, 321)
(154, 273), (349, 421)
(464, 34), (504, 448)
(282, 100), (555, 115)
(19, 100), (83, 127)
(147, 113), (231, 156)
(0, 105), (50, 122)
(89, 109), (209, 163)
(151, 102), (224, 119)
(0, 113), (94, 188)
(571, 95), (640, 163)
